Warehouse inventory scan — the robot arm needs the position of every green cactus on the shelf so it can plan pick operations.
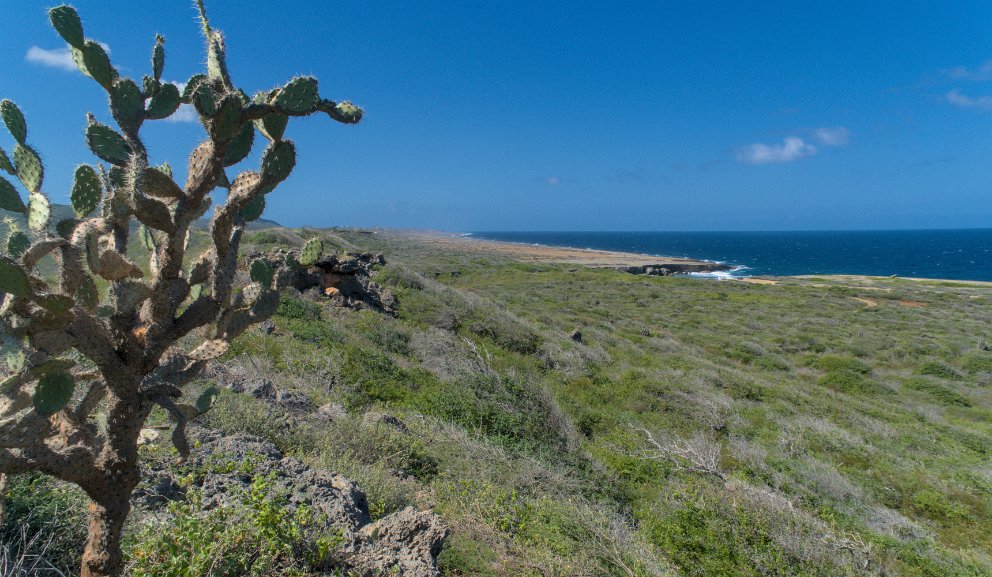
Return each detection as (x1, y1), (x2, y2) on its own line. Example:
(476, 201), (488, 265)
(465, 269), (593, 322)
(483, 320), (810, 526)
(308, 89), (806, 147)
(261, 140), (296, 185)
(146, 82), (181, 120)
(33, 371), (75, 416)
(55, 218), (78, 239)
(300, 237), (324, 266)
(253, 91), (289, 141)
(49, 5), (85, 48)
(0, 256), (30, 297)
(0, 146), (13, 174)
(152, 35), (165, 81)
(223, 122), (254, 166)
(250, 259), (274, 288)
(0, 175), (25, 212)
(6, 230), (29, 258)
(71, 165), (102, 217)
(86, 117), (132, 165)
(71, 39), (116, 90)
(237, 193), (265, 222)
(273, 76), (320, 114)
(13, 144), (43, 192)
(0, 4), (362, 574)
(195, 386), (220, 414)
(26, 191), (50, 233)
(110, 78), (145, 133)
(1, 100), (27, 144)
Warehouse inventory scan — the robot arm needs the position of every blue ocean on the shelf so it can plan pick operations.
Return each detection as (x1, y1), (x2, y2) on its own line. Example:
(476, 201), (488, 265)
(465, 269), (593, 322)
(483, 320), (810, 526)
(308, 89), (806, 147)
(470, 230), (992, 282)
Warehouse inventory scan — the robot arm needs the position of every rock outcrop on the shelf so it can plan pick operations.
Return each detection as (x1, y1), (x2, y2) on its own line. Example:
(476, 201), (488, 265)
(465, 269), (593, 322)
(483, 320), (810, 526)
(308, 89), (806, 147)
(135, 427), (447, 576)
(252, 249), (397, 315)
(614, 262), (732, 276)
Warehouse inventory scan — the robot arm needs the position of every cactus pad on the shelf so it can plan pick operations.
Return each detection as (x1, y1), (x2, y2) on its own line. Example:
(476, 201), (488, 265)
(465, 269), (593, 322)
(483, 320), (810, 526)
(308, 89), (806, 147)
(49, 6), (85, 48)
(223, 122), (254, 166)
(71, 40), (116, 90)
(0, 257), (30, 298)
(188, 339), (229, 361)
(86, 120), (131, 165)
(98, 250), (143, 281)
(1, 100), (27, 144)
(71, 165), (102, 217)
(193, 83), (217, 117)
(36, 294), (75, 314)
(55, 218), (78, 239)
(111, 78), (145, 133)
(152, 35), (165, 81)
(180, 74), (207, 103)
(320, 100), (363, 124)
(0, 147), (13, 175)
(13, 144), (43, 192)
(33, 371), (75, 416)
(273, 77), (320, 115)
(27, 192), (51, 233)
(249, 259), (274, 287)
(6, 231), (29, 258)
(300, 237), (323, 266)
(146, 82), (181, 120)
(140, 166), (183, 199)
(75, 274), (99, 311)
(132, 194), (176, 233)
(0, 175), (25, 213)
(237, 193), (264, 223)
(260, 140), (296, 185)
(208, 93), (242, 142)
(195, 386), (220, 414)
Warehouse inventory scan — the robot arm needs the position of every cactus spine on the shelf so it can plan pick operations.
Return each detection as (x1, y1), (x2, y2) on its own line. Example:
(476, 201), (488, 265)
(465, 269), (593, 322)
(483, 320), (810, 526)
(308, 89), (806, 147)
(0, 4), (362, 577)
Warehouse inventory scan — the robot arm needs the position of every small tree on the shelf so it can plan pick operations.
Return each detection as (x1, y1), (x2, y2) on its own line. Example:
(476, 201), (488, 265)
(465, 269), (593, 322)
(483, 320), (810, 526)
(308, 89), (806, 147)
(0, 3), (361, 576)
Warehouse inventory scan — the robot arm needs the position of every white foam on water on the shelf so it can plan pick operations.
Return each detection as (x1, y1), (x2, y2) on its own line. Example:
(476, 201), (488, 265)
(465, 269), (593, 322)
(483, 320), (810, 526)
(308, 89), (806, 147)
(688, 265), (750, 280)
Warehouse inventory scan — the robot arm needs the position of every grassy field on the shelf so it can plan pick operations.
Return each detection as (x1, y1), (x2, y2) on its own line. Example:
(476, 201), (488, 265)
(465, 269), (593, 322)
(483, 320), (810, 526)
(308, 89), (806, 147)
(4, 227), (992, 576)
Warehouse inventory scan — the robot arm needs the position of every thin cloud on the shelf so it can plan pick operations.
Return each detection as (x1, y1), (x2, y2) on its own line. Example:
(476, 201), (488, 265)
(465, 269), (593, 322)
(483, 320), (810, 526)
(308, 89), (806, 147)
(545, 176), (560, 186)
(943, 60), (992, 82)
(25, 43), (111, 72)
(812, 126), (850, 147)
(945, 89), (992, 110)
(736, 137), (817, 165)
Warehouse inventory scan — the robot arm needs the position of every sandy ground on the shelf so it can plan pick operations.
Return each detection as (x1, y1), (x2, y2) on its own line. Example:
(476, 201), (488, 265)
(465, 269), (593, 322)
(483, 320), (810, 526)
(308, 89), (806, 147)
(390, 230), (728, 269)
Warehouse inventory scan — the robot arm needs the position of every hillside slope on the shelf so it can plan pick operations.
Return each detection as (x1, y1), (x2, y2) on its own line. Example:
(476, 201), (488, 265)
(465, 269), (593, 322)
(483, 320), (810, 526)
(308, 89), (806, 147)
(4, 227), (991, 576)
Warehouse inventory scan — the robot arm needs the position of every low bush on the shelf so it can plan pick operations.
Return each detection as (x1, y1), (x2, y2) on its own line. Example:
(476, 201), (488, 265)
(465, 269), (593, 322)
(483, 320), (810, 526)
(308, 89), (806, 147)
(903, 378), (972, 407)
(916, 361), (963, 381)
(128, 475), (345, 577)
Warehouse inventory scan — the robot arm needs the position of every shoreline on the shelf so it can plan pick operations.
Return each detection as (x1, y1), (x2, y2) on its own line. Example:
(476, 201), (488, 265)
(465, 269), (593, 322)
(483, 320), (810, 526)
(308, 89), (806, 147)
(389, 229), (734, 274)
(371, 229), (992, 285)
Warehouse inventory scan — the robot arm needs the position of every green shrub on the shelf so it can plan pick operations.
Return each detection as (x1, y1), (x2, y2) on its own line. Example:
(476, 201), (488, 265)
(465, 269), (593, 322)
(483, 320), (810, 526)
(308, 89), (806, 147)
(961, 353), (992, 374)
(811, 355), (872, 375)
(909, 488), (971, 523)
(1, 473), (88, 574)
(903, 378), (972, 407)
(340, 346), (420, 408)
(818, 371), (886, 395)
(916, 361), (962, 380)
(128, 475), (345, 577)
(277, 295), (322, 322)
(437, 532), (500, 577)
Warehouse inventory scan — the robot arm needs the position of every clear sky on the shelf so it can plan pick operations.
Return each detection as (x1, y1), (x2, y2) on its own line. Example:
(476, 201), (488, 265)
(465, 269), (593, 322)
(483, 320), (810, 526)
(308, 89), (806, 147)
(1, 1), (990, 231)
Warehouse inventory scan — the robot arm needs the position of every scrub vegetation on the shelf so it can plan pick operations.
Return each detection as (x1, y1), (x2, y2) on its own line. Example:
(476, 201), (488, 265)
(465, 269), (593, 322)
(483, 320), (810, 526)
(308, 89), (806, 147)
(4, 227), (992, 576)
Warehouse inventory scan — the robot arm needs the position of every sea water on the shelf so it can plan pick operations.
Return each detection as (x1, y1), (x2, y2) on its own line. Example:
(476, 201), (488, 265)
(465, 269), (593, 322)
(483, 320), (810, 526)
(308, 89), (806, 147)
(470, 230), (992, 281)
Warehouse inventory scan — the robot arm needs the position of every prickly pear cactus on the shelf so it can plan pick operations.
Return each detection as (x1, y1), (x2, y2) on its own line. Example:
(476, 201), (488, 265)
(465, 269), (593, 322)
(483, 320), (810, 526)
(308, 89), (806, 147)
(300, 237), (324, 266)
(0, 3), (362, 576)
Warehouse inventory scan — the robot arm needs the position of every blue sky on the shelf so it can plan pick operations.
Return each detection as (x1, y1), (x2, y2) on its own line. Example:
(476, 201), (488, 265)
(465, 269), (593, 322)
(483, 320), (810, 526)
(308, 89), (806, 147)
(1, 1), (990, 231)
